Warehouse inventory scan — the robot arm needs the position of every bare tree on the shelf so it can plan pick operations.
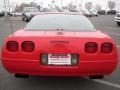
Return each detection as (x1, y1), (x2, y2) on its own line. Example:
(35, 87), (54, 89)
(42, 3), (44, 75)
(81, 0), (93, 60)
(14, 4), (19, 12)
(14, 2), (41, 12)
(18, 3), (26, 11)
(85, 2), (93, 11)
(95, 4), (102, 11)
(68, 2), (76, 10)
(108, 0), (116, 10)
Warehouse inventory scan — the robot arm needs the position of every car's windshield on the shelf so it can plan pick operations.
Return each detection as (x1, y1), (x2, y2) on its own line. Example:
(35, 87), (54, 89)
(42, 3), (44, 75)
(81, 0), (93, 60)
(26, 14), (95, 31)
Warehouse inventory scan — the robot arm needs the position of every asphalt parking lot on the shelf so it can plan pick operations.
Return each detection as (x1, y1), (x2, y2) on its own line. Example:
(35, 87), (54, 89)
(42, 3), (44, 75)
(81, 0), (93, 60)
(0, 15), (120, 90)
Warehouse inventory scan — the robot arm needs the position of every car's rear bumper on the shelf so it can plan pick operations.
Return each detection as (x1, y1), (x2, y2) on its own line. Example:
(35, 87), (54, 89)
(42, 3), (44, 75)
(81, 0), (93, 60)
(2, 58), (117, 76)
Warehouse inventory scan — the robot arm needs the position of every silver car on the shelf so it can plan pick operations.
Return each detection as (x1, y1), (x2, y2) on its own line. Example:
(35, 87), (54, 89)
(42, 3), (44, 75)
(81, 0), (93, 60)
(115, 13), (120, 26)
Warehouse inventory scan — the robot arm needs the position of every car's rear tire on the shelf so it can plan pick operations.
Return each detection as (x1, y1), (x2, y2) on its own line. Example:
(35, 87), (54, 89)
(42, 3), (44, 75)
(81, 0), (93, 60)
(24, 17), (29, 22)
(15, 73), (29, 78)
(117, 22), (120, 26)
(89, 15), (92, 17)
(89, 75), (104, 79)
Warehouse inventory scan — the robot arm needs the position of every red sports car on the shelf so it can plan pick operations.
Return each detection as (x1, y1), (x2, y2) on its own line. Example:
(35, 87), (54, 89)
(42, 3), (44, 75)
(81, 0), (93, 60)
(1, 13), (118, 79)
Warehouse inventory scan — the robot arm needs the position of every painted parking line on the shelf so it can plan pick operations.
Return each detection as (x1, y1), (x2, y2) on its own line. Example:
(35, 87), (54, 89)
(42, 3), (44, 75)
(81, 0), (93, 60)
(84, 78), (120, 89)
(104, 32), (120, 36)
(92, 79), (120, 89)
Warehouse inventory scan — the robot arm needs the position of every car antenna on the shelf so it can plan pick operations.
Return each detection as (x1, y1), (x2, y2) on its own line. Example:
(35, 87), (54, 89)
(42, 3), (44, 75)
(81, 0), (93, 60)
(10, 19), (14, 37)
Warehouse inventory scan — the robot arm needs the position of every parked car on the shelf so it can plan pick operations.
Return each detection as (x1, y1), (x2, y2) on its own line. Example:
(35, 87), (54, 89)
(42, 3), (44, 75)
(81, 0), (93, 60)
(7, 12), (12, 16)
(12, 12), (22, 16)
(70, 9), (78, 13)
(90, 10), (98, 16)
(97, 10), (106, 15)
(69, 9), (83, 15)
(47, 8), (61, 12)
(82, 10), (92, 17)
(107, 10), (116, 15)
(41, 8), (62, 12)
(0, 11), (5, 17)
(1, 13), (118, 79)
(115, 12), (120, 26)
(61, 9), (70, 13)
(22, 7), (40, 22)
(41, 8), (50, 12)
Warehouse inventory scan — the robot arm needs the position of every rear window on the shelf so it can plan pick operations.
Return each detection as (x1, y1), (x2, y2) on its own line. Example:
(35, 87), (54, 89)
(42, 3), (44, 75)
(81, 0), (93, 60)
(26, 14), (95, 31)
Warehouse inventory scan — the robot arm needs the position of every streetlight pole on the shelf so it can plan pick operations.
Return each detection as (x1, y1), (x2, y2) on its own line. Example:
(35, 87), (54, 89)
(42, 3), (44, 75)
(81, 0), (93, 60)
(4, 0), (7, 15)
(81, 0), (82, 9)
(33, 0), (35, 7)
(57, 0), (58, 5)
(8, 0), (10, 12)
(75, 0), (77, 8)
(61, 0), (62, 7)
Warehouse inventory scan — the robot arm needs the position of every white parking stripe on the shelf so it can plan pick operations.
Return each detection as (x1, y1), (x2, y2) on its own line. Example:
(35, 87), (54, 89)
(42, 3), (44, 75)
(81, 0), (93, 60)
(92, 79), (120, 89)
(84, 78), (120, 89)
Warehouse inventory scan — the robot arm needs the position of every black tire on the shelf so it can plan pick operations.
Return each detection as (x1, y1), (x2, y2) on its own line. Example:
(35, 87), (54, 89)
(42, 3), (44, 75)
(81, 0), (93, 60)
(117, 22), (120, 26)
(15, 73), (29, 78)
(89, 15), (92, 17)
(89, 75), (104, 79)
(24, 17), (30, 22)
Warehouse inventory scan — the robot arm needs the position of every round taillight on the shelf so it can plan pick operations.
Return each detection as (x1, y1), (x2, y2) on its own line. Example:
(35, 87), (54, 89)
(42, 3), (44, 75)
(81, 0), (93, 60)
(6, 41), (18, 52)
(22, 41), (34, 52)
(85, 42), (98, 53)
(101, 42), (113, 53)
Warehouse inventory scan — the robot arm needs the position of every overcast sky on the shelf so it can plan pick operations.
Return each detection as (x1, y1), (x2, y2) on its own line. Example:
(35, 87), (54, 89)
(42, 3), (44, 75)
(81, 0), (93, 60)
(0, 0), (120, 11)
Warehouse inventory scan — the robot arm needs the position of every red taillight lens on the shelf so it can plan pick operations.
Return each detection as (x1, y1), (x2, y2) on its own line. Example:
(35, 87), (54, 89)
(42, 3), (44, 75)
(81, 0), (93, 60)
(85, 42), (98, 53)
(101, 42), (113, 53)
(6, 41), (18, 52)
(22, 41), (34, 52)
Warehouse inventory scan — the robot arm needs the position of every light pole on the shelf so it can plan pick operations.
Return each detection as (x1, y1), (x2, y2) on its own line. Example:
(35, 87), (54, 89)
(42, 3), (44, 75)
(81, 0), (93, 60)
(4, 0), (7, 15)
(33, 0), (35, 7)
(61, 0), (62, 7)
(57, 0), (58, 5)
(81, 0), (82, 9)
(75, 0), (77, 8)
(8, 0), (10, 12)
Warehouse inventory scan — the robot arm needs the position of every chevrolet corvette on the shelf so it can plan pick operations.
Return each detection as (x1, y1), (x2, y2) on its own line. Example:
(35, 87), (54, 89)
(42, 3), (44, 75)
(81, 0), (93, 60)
(1, 13), (118, 79)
